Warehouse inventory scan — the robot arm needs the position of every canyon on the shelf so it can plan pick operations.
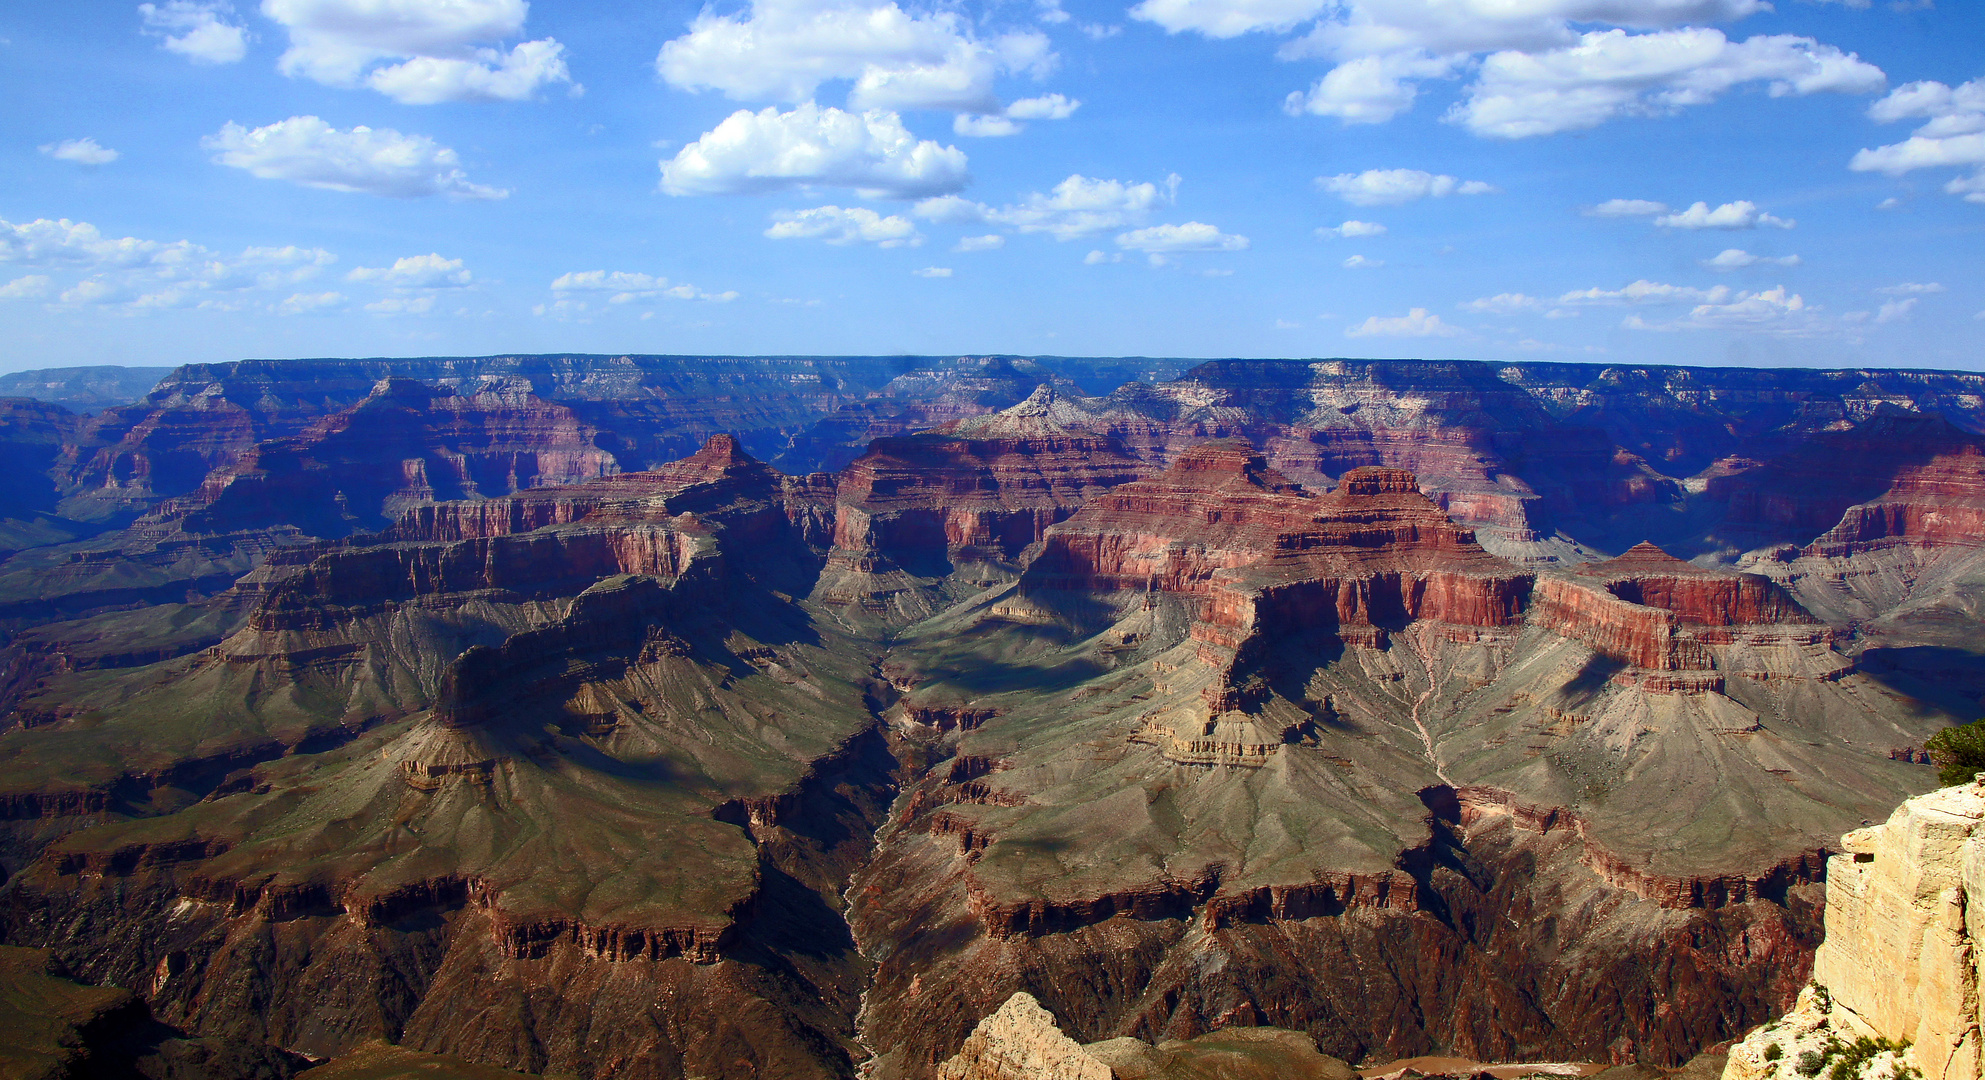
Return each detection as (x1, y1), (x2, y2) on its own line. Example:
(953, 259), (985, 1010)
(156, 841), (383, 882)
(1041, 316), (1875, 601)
(0, 354), (1976, 1079)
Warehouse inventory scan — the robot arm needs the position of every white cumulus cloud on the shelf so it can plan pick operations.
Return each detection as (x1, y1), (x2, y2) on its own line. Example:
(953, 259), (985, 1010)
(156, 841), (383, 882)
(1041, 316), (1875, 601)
(139, 1), (248, 64)
(0, 275), (53, 300)
(1345, 307), (1460, 338)
(1143, 0), (1886, 140)
(39, 138), (119, 165)
(365, 294), (435, 315)
(1702, 248), (1800, 269)
(1282, 0), (1773, 58)
(1451, 29), (1884, 139)
(278, 290), (344, 314)
(205, 116), (508, 199)
(346, 253), (472, 287)
(765, 205), (923, 246)
(1587, 198), (1668, 217)
(1620, 285), (1817, 332)
(0, 216), (336, 312)
(1115, 222), (1249, 253)
(1559, 280), (1730, 305)
(1877, 282), (1945, 295)
(915, 173), (1175, 239)
(1654, 200), (1793, 229)
(1853, 78), (1985, 203)
(1318, 168), (1498, 206)
(657, 0), (1052, 116)
(955, 93), (1082, 136)
(1341, 254), (1382, 268)
(1875, 297), (1917, 324)
(661, 104), (969, 199)
(261, 0), (574, 103)
(954, 234), (1005, 251)
(912, 266), (953, 277)
(1459, 292), (1544, 314)
(1284, 51), (1460, 124)
(1316, 219), (1387, 238)
(1130, 0), (1328, 39)
(1006, 93), (1080, 120)
(954, 114), (1023, 137)
(550, 270), (738, 303)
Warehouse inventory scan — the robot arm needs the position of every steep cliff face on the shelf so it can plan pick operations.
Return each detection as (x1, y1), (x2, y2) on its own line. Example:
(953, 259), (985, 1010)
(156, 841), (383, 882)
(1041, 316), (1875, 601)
(1726, 780), (1985, 1080)
(1710, 413), (1985, 548)
(169, 377), (620, 537)
(1531, 543), (1821, 672)
(825, 386), (1152, 592)
(1811, 782), (1985, 1080)
(1013, 450), (1530, 768)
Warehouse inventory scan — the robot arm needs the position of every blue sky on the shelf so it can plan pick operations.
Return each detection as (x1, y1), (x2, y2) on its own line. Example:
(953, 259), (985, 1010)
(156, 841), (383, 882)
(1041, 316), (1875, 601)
(1, 0), (1980, 371)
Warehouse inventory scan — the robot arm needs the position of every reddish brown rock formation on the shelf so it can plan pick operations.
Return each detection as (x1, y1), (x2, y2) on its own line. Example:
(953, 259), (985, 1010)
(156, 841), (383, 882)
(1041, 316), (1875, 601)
(1533, 543), (1818, 671)
(828, 387), (1151, 575)
(1710, 411), (1985, 547)
(1024, 449), (1531, 764)
(1027, 450), (1524, 624)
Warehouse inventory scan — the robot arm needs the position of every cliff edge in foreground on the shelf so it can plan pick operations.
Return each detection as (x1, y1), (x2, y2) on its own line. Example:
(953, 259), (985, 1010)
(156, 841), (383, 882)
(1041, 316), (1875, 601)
(1728, 779), (1985, 1080)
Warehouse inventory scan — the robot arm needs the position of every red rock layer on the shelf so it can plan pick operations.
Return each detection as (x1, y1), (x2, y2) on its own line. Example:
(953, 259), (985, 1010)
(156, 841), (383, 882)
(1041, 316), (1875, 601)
(152, 378), (618, 537)
(1712, 411), (1985, 546)
(829, 391), (1152, 569)
(1584, 542), (1814, 625)
(1026, 448), (1532, 649)
(1531, 542), (1819, 670)
(1801, 425), (1985, 554)
(1530, 578), (1711, 671)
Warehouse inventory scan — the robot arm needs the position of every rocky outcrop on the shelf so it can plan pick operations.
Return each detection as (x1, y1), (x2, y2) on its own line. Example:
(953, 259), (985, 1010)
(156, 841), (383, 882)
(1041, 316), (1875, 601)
(1456, 787), (1829, 910)
(1723, 986), (1917, 1080)
(935, 991), (1365, 1080)
(1023, 448), (1530, 766)
(1807, 780), (1985, 1080)
(938, 992), (1113, 1080)
(158, 376), (621, 538)
(1532, 543), (1824, 676)
(831, 386), (1151, 572)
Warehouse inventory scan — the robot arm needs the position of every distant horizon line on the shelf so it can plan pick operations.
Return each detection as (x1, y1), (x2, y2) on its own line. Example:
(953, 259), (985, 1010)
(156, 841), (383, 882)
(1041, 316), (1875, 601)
(7, 354), (1985, 379)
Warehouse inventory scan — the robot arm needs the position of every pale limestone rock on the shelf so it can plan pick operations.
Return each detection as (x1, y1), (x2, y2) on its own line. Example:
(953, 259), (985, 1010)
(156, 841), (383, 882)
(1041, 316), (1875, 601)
(1723, 986), (1912, 1080)
(936, 992), (1114, 1080)
(1807, 780), (1985, 1080)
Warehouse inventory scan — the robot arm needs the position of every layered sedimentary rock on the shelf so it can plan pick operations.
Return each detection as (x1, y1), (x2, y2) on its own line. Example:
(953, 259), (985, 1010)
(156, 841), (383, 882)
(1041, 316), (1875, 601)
(832, 386), (1150, 570)
(1711, 411), (1985, 548)
(0, 354), (1976, 1080)
(1808, 781), (1985, 1080)
(1017, 447), (1530, 767)
(937, 993), (1113, 1080)
(818, 386), (1151, 622)
(0, 437), (892, 1079)
(855, 456), (1945, 1080)
(170, 376), (621, 536)
(1532, 543), (1820, 673)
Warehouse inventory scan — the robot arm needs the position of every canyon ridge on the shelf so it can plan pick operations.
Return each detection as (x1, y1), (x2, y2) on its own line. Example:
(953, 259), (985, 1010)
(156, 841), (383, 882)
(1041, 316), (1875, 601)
(0, 354), (1978, 1080)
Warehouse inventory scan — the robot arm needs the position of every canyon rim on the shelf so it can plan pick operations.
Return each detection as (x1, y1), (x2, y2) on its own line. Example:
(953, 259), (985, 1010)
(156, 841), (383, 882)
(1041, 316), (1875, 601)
(0, 354), (1977, 1078)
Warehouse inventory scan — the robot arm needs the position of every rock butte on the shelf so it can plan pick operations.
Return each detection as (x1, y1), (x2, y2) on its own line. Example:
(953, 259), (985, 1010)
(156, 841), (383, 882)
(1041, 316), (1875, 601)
(0, 355), (1977, 1079)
